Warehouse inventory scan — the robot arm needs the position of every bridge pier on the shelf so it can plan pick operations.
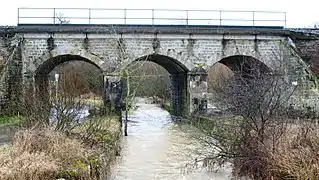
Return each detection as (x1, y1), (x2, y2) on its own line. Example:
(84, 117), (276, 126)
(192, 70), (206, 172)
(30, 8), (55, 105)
(101, 75), (111, 115)
(102, 76), (124, 115)
(188, 65), (208, 116)
(170, 73), (189, 117)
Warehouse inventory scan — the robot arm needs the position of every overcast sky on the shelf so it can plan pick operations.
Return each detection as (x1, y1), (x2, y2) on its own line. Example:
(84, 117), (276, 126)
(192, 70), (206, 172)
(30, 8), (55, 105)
(0, 0), (317, 28)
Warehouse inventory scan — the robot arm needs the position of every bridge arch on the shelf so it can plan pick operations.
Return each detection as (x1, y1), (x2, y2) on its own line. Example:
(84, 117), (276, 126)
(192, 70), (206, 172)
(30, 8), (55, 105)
(35, 47), (104, 75)
(127, 54), (190, 116)
(207, 55), (271, 93)
(218, 55), (270, 76)
(33, 48), (104, 104)
(131, 54), (189, 74)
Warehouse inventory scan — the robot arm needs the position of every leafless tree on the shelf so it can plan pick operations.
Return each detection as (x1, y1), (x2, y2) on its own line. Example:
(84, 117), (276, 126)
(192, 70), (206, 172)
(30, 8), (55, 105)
(187, 54), (302, 178)
(55, 13), (70, 24)
(104, 26), (172, 136)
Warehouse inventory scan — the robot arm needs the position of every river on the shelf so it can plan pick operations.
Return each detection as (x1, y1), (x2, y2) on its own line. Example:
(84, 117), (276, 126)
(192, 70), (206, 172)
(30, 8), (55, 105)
(111, 99), (232, 180)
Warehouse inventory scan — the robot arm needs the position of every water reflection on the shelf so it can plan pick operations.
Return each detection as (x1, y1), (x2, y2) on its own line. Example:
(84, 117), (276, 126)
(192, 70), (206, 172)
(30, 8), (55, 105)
(113, 100), (232, 180)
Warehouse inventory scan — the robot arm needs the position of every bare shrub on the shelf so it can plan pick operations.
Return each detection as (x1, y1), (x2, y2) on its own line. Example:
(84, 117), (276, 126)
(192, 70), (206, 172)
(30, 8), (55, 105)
(270, 121), (319, 179)
(0, 151), (59, 180)
(19, 66), (104, 132)
(0, 114), (121, 180)
(191, 55), (300, 179)
(0, 128), (93, 180)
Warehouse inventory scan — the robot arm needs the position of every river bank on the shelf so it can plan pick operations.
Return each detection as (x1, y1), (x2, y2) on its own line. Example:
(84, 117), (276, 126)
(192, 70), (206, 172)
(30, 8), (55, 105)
(0, 115), (122, 180)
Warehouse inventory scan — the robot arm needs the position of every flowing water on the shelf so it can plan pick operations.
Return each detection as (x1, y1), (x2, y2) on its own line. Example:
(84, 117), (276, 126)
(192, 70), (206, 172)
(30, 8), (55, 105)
(112, 99), (232, 180)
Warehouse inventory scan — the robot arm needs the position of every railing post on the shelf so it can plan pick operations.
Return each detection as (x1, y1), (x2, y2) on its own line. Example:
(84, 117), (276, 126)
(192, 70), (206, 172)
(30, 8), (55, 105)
(284, 12), (287, 28)
(88, 8), (91, 24)
(186, 10), (189, 26)
(152, 9), (154, 25)
(124, 9), (127, 24)
(252, 11), (255, 27)
(17, 8), (20, 25)
(219, 10), (222, 26)
(53, 8), (56, 24)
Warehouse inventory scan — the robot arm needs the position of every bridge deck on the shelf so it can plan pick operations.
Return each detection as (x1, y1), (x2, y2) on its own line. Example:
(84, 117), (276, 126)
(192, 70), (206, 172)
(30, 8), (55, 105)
(1, 24), (319, 39)
(0, 24), (290, 36)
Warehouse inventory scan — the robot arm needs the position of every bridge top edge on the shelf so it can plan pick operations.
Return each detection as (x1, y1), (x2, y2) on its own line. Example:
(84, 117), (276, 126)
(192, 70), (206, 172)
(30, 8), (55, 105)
(0, 24), (290, 35)
(1, 25), (318, 38)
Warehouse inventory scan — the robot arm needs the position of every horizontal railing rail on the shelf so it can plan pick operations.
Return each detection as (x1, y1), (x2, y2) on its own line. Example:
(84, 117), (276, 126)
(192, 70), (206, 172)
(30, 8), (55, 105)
(17, 8), (287, 27)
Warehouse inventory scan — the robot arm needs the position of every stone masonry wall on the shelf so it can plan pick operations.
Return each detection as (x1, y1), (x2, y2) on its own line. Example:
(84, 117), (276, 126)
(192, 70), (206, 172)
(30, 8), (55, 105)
(0, 36), (9, 112)
(19, 32), (316, 115)
(293, 39), (319, 75)
(285, 37), (319, 113)
(0, 32), (23, 114)
(22, 33), (289, 73)
(22, 33), (318, 114)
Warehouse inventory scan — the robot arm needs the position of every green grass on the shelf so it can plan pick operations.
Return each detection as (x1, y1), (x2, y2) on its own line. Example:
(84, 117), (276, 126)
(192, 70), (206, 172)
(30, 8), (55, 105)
(77, 98), (103, 107)
(162, 103), (172, 114)
(0, 116), (24, 126)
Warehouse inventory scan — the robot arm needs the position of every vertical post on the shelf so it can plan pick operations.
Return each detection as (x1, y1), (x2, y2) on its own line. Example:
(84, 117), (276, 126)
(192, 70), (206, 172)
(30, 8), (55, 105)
(252, 11), (255, 27)
(17, 8), (20, 25)
(186, 10), (189, 26)
(152, 9), (154, 25)
(219, 10), (222, 26)
(53, 8), (56, 24)
(284, 12), (287, 28)
(102, 75), (110, 115)
(88, 8), (91, 24)
(54, 73), (59, 102)
(124, 9), (127, 24)
(32, 75), (36, 100)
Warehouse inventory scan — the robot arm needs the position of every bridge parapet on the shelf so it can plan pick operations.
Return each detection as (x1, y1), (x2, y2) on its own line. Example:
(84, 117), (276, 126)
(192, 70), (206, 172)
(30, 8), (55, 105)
(17, 8), (287, 28)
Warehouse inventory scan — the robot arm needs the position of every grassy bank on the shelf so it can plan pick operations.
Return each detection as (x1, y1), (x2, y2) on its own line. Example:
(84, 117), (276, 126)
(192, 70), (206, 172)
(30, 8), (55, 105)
(161, 102), (172, 114)
(0, 115), (121, 180)
(0, 116), (24, 127)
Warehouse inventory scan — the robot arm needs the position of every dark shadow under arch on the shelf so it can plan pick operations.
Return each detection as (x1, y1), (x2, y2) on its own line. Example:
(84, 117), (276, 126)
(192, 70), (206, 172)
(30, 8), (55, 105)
(218, 55), (270, 77)
(207, 55), (271, 93)
(219, 55), (271, 78)
(35, 54), (103, 76)
(133, 54), (189, 74)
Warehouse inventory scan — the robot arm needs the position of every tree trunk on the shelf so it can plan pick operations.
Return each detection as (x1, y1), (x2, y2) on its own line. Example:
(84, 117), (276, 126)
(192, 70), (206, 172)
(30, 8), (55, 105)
(124, 70), (130, 136)
(124, 109), (128, 136)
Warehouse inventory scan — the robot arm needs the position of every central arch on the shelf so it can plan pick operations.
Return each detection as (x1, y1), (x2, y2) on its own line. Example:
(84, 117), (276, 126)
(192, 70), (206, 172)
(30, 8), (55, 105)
(134, 54), (189, 74)
(129, 54), (190, 116)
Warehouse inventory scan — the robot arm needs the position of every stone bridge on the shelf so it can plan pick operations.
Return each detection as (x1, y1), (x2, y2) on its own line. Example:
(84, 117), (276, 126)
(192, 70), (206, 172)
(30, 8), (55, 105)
(1, 24), (319, 116)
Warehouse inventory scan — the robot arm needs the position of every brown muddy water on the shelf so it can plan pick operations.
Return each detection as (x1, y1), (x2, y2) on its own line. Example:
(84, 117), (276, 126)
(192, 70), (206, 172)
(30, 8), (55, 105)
(112, 99), (233, 180)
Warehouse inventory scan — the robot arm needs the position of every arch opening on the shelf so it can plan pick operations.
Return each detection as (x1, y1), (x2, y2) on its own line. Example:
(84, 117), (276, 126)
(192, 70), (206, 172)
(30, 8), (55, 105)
(207, 55), (271, 92)
(32, 54), (105, 120)
(218, 55), (270, 79)
(125, 54), (189, 117)
(132, 54), (189, 74)
(206, 55), (272, 114)
(126, 61), (171, 99)
(35, 54), (103, 76)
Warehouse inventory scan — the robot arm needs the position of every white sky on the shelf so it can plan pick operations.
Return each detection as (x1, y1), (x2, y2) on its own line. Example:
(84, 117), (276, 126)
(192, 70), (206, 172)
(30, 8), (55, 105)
(0, 0), (317, 28)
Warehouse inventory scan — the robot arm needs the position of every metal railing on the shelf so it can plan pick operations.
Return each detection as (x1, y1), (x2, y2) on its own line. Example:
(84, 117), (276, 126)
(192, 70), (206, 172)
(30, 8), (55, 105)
(17, 8), (287, 27)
